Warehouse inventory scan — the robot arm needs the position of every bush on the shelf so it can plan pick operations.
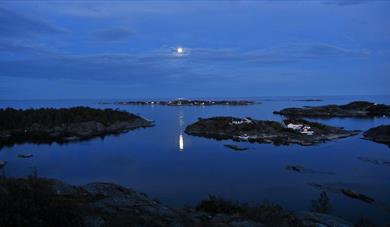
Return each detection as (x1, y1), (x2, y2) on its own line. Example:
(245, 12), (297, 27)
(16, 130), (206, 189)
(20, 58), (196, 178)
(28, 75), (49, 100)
(0, 172), (83, 227)
(197, 195), (303, 227)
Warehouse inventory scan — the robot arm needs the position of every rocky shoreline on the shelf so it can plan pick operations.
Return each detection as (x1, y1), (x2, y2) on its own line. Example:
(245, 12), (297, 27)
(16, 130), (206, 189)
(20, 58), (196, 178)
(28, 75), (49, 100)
(274, 101), (390, 118)
(110, 99), (256, 106)
(0, 107), (153, 148)
(0, 176), (356, 227)
(185, 117), (358, 146)
(363, 125), (390, 146)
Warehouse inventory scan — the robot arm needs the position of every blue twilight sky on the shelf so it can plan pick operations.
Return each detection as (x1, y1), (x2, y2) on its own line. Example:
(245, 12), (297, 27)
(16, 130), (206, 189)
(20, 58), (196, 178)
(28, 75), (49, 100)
(0, 0), (389, 99)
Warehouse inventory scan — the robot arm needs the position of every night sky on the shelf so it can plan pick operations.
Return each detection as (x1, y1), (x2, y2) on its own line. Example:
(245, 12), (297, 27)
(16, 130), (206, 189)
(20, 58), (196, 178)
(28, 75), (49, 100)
(0, 1), (389, 99)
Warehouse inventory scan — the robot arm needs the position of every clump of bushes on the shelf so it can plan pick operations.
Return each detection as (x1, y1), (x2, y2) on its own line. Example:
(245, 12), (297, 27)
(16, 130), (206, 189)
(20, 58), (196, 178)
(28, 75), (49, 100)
(0, 107), (140, 130)
(0, 172), (83, 227)
(197, 195), (303, 227)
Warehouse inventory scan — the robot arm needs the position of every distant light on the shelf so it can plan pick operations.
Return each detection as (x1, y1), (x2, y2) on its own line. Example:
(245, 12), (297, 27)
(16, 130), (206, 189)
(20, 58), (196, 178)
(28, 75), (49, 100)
(177, 47), (183, 54)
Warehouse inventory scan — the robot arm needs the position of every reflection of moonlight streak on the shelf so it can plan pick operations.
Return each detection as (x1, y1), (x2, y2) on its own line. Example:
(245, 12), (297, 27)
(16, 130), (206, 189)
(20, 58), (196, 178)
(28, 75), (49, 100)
(179, 111), (184, 151)
(179, 133), (184, 151)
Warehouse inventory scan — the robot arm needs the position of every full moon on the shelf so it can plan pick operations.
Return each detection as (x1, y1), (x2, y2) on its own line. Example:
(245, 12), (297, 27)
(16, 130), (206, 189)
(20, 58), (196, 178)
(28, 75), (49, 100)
(177, 47), (183, 54)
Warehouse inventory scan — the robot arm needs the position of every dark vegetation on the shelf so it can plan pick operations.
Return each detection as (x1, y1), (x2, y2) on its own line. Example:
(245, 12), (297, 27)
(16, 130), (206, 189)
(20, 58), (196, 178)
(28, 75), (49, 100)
(0, 107), (152, 148)
(0, 107), (140, 130)
(363, 125), (390, 146)
(274, 101), (390, 118)
(197, 195), (303, 227)
(0, 171), (83, 227)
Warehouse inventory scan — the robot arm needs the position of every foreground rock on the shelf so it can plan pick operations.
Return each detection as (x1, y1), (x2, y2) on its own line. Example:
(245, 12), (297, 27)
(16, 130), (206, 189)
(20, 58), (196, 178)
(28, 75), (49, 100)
(274, 101), (390, 118)
(112, 98), (256, 106)
(185, 117), (358, 146)
(0, 177), (355, 227)
(0, 107), (153, 148)
(363, 125), (390, 146)
(294, 212), (353, 227)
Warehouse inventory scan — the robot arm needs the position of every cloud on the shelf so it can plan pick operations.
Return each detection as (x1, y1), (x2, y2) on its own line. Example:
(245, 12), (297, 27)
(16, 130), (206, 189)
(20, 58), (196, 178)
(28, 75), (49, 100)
(0, 42), (371, 83)
(0, 40), (49, 54)
(93, 28), (134, 42)
(0, 7), (66, 37)
(175, 43), (369, 63)
(322, 0), (370, 6)
(274, 43), (370, 58)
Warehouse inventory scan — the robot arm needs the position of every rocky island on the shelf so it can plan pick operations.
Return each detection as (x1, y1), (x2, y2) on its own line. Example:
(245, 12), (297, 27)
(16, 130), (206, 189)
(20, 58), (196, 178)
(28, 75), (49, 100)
(0, 107), (153, 148)
(185, 117), (358, 146)
(274, 101), (390, 118)
(112, 98), (256, 106)
(363, 125), (390, 146)
(0, 176), (357, 227)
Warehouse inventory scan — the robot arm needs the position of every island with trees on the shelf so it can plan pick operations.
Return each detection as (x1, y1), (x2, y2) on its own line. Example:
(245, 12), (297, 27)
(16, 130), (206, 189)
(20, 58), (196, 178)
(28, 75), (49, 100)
(185, 117), (358, 146)
(107, 98), (256, 106)
(274, 101), (390, 118)
(0, 107), (153, 148)
(363, 125), (390, 146)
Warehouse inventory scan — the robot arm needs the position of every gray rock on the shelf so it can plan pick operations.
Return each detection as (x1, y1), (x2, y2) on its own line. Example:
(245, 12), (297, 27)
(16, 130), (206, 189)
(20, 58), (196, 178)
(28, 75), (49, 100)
(295, 212), (353, 227)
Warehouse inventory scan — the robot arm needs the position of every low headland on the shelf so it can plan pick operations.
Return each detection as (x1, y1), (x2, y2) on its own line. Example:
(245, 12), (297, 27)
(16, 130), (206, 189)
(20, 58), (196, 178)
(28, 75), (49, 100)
(185, 117), (358, 146)
(0, 175), (361, 227)
(109, 98), (256, 106)
(363, 125), (390, 146)
(274, 101), (390, 118)
(0, 107), (153, 148)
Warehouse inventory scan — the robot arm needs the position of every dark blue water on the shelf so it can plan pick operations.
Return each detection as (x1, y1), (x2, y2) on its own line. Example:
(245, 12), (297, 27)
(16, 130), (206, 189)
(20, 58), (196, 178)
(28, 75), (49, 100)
(1, 95), (390, 225)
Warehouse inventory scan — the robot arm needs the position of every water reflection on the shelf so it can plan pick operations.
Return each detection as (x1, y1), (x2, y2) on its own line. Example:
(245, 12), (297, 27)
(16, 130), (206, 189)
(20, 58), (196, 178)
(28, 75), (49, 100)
(179, 133), (184, 151)
(178, 111), (184, 151)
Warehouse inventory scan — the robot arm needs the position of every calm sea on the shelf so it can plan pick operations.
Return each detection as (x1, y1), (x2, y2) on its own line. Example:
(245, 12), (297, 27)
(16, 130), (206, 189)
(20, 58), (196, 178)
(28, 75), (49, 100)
(1, 95), (390, 225)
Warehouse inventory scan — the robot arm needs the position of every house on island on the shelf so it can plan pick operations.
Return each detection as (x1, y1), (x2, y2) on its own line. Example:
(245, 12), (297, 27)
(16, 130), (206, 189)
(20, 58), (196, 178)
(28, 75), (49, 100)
(287, 123), (314, 135)
(230, 118), (253, 125)
(287, 123), (303, 130)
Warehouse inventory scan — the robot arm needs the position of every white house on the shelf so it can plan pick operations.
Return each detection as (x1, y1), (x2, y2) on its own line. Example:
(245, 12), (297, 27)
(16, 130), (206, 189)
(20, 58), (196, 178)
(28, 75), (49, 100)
(287, 123), (303, 130)
(300, 126), (314, 135)
(230, 118), (252, 125)
(287, 123), (314, 135)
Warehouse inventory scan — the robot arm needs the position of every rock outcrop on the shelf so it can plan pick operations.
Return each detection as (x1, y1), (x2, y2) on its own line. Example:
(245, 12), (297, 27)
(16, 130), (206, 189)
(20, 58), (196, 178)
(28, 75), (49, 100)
(0, 177), (355, 227)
